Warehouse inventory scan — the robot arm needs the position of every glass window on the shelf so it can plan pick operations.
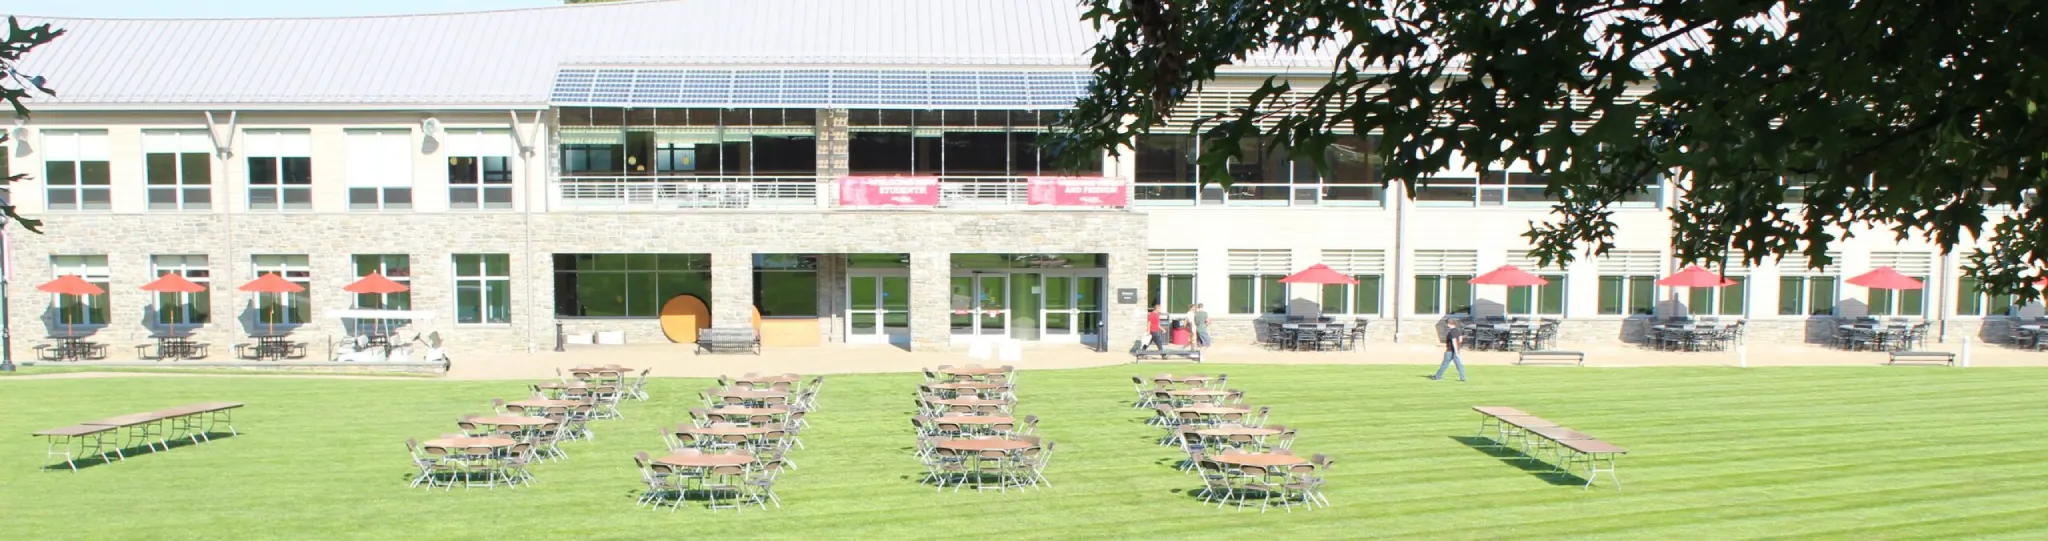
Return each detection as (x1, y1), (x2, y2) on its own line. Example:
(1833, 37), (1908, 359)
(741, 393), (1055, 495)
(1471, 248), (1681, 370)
(847, 109), (1100, 178)
(1320, 275), (1383, 315)
(1227, 274), (1286, 314)
(1507, 275), (1567, 315)
(246, 130), (313, 211)
(1686, 277), (1747, 316)
(41, 130), (111, 212)
(1413, 274), (1473, 315)
(1597, 275), (1657, 315)
(49, 255), (110, 325)
(1957, 276), (2018, 316)
(1413, 176), (1485, 206)
(1778, 275), (1838, 316)
(553, 253), (710, 318)
(1135, 134), (1199, 204)
(448, 129), (514, 210)
(251, 255), (312, 325)
(345, 129), (414, 211)
(150, 255), (211, 325)
(455, 254), (512, 324)
(753, 254), (819, 317)
(1147, 274), (1196, 313)
(144, 130), (212, 211)
(1867, 279), (1926, 316)
(351, 255), (412, 310)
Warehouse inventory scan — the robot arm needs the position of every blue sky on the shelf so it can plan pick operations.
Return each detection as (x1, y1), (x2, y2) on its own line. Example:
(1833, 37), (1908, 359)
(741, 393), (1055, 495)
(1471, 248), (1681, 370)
(0, 0), (563, 19)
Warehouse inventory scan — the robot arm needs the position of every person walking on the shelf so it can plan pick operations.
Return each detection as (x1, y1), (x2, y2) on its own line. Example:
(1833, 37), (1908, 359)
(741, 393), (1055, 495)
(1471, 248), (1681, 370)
(1190, 303), (1212, 349)
(1433, 319), (1467, 381)
(1147, 303), (1168, 350)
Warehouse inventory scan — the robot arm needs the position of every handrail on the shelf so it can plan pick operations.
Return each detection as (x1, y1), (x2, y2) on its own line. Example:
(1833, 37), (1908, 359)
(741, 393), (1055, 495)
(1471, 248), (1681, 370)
(550, 175), (1134, 210)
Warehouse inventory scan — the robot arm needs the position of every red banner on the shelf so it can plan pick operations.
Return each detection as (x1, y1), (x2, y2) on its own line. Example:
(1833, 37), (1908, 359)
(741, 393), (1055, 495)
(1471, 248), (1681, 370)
(1027, 177), (1129, 207)
(838, 176), (940, 207)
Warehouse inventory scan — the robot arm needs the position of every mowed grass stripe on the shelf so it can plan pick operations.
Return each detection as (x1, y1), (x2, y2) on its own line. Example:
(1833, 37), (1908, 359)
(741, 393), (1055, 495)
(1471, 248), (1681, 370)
(2, 364), (2042, 538)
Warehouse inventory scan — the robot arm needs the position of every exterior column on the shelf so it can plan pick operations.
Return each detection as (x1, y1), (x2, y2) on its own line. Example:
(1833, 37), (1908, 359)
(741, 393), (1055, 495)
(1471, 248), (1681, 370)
(908, 252), (951, 351)
(711, 251), (754, 329)
(1107, 246), (1149, 351)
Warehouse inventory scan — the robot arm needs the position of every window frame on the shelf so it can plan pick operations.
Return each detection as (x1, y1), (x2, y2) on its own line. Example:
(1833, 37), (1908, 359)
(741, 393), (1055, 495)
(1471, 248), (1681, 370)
(251, 255), (312, 326)
(1320, 274), (1384, 316)
(1507, 275), (1568, 316)
(1956, 276), (2019, 317)
(1776, 275), (1840, 316)
(1596, 275), (1659, 316)
(1865, 277), (1928, 317)
(1226, 274), (1288, 315)
(1132, 132), (1384, 207)
(144, 130), (214, 212)
(41, 130), (112, 212)
(244, 130), (314, 211)
(150, 255), (212, 326)
(447, 128), (515, 210)
(552, 253), (712, 318)
(49, 255), (111, 326)
(351, 255), (413, 310)
(1413, 274), (1475, 315)
(454, 254), (512, 325)
(345, 129), (415, 211)
(1685, 276), (1749, 316)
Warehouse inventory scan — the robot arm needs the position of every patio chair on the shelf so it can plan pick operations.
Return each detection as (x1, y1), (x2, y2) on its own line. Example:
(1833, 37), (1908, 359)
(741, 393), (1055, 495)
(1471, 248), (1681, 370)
(1017, 441), (1054, 488)
(1177, 432), (1207, 472)
(1196, 460), (1235, 507)
(404, 439), (441, 489)
(629, 368), (652, 401)
(747, 459), (786, 509)
(1344, 318), (1369, 350)
(927, 448), (970, 492)
(1286, 454), (1332, 508)
(421, 445), (460, 491)
(1131, 377), (1158, 408)
(1234, 464), (1288, 513)
(462, 446), (504, 489)
(502, 443), (538, 487)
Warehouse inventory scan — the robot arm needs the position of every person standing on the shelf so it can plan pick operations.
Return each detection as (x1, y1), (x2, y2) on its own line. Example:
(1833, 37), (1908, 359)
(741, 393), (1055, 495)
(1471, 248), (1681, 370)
(1190, 303), (1212, 349)
(1147, 303), (1168, 350)
(1433, 319), (1466, 381)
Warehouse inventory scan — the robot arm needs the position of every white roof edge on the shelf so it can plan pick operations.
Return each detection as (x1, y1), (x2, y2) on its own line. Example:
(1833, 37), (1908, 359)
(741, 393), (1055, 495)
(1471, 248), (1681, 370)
(29, 102), (551, 112)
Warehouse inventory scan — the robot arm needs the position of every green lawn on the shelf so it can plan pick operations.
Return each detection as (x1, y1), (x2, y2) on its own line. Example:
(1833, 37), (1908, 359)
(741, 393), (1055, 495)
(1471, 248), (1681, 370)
(3, 365), (2045, 539)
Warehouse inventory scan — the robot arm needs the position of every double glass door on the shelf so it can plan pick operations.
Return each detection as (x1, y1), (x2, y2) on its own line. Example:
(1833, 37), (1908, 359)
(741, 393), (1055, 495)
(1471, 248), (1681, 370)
(847, 271), (909, 344)
(951, 271), (1103, 343)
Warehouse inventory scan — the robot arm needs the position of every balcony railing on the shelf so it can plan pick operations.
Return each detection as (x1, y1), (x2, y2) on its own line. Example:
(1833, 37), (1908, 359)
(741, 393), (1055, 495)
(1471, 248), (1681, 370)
(550, 175), (1133, 211)
(554, 176), (822, 210)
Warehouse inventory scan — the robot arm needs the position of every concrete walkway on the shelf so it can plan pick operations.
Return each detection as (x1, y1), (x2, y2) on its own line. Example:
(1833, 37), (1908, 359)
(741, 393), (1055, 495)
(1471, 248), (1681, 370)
(9, 339), (2035, 382)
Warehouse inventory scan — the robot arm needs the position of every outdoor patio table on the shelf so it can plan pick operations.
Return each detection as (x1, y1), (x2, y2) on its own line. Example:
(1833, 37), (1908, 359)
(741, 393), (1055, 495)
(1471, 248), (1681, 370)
(248, 333), (295, 360)
(681, 424), (782, 437)
(151, 334), (198, 360)
(734, 374), (802, 385)
(935, 438), (1033, 452)
(708, 406), (790, 417)
(713, 389), (790, 400)
(655, 452), (755, 468)
(1206, 452), (1308, 468)
(930, 415), (1016, 426)
(1196, 427), (1282, 439)
(470, 415), (551, 433)
(1524, 425), (1597, 462)
(508, 398), (587, 413)
(1175, 405), (1251, 416)
(939, 366), (1007, 377)
(46, 334), (92, 362)
(424, 436), (515, 449)
(32, 424), (118, 472)
(1166, 389), (1233, 404)
(930, 398), (1013, 408)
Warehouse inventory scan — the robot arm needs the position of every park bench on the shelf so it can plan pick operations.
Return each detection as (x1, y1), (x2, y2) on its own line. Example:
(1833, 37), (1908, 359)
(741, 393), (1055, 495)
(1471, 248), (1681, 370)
(1129, 340), (1202, 363)
(1517, 350), (1586, 366)
(1471, 405), (1627, 490)
(32, 402), (243, 472)
(697, 328), (761, 355)
(1887, 350), (1954, 366)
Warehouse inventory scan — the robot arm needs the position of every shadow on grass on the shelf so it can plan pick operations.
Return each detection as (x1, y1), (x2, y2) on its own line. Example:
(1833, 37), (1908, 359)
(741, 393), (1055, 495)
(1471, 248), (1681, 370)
(1449, 435), (1588, 487)
(42, 431), (241, 471)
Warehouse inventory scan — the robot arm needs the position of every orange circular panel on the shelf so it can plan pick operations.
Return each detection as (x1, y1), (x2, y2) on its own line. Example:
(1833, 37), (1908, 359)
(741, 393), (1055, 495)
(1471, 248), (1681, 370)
(752, 305), (762, 331)
(660, 294), (710, 343)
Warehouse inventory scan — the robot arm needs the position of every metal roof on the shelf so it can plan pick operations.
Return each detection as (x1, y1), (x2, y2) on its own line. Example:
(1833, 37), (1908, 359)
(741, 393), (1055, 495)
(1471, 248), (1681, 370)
(550, 67), (1095, 109)
(12, 0), (1118, 109)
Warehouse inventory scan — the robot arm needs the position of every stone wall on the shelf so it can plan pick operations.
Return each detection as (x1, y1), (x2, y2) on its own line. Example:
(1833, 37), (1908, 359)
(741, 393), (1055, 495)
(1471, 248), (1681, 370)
(7, 210), (1147, 356)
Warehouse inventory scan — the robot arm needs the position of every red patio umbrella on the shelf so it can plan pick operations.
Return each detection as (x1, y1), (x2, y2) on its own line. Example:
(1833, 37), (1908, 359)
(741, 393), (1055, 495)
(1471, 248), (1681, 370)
(38, 274), (106, 336)
(1279, 264), (1359, 285)
(342, 272), (411, 337)
(141, 272), (207, 336)
(1656, 265), (1737, 288)
(1847, 266), (1925, 290)
(1469, 265), (1550, 287)
(240, 273), (306, 334)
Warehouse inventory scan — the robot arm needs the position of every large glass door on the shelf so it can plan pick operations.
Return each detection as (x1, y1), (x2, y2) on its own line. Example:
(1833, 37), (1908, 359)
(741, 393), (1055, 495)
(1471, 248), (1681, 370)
(951, 273), (1009, 338)
(1011, 272), (1041, 340)
(1038, 272), (1105, 343)
(847, 271), (909, 344)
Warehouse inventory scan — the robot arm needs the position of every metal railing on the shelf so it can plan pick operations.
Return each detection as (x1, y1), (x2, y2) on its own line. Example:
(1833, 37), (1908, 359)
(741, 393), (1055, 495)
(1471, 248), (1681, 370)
(553, 176), (822, 209)
(936, 176), (1031, 208)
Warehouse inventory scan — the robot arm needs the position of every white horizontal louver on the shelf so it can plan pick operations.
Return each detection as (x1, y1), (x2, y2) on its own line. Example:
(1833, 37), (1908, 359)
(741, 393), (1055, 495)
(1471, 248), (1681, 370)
(1322, 249), (1387, 275)
(1228, 249), (1292, 274)
(1147, 249), (1199, 274)
(1505, 250), (1569, 272)
(1868, 251), (1933, 276)
(1598, 250), (1663, 275)
(1413, 249), (1478, 274)
(1778, 251), (1843, 275)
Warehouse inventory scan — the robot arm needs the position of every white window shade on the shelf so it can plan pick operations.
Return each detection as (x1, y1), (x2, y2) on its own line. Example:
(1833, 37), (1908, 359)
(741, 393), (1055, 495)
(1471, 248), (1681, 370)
(246, 130), (311, 157)
(1323, 249), (1387, 274)
(143, 130), (211, 154)
(346, 130), (413, 188)
(1413, 249), (1478, 274)
(446, 129), (514, 157)
(1228, 249), (1292, 274)
(41, 130), (108, 161)
(1147, 249), (1198, 273)
(1598, 250), (1663, 274)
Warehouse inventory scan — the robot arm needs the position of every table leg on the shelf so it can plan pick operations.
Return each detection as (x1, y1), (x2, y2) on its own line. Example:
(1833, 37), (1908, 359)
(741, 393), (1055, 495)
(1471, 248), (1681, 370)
(45, 435), (76, 472)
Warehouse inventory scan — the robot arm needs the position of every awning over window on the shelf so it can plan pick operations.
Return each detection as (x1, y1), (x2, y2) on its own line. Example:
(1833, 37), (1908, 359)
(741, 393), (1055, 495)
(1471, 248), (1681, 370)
(550, 67), (1092, 109)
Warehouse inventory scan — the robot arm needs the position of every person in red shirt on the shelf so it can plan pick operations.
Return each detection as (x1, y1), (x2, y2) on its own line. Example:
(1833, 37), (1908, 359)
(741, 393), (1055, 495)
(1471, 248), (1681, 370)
(1147, 303), (1167, 350)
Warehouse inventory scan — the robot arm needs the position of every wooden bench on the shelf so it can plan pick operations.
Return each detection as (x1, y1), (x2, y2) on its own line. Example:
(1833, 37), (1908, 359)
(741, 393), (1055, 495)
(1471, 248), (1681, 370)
(1518, 350), (1586, 366)
(697, 328), (761, 355)
(1129, 340), (1203, 363)
(1888, 350), (1954, 366)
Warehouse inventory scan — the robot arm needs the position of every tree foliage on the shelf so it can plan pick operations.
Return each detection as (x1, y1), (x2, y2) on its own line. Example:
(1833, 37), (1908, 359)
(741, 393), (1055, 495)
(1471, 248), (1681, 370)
(1051, 0), (2048, 298)
(2, 16), (63, 233)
